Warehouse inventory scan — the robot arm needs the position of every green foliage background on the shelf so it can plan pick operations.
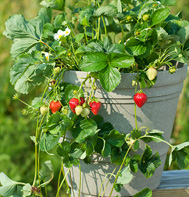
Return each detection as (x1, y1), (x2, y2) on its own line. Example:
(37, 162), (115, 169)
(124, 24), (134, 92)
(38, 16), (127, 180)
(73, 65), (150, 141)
(0, 0), (188, 195)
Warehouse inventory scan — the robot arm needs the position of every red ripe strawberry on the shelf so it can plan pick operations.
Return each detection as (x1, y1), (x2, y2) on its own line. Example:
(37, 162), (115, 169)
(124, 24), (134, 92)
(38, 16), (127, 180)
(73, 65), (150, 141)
(133, 92), (148, 108)
(69, 98), (79, 113)
(89, 101), (101, 115)
(50, 101), (62, 114)
(69, 97), (85, 113)
(80, 97), (85, 105)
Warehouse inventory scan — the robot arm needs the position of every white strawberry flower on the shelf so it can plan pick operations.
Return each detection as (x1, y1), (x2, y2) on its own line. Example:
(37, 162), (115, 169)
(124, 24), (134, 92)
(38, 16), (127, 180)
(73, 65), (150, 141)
(64, 27), (71, 36)
(44, 52), (49, 61)
(54, 29), (65, 40)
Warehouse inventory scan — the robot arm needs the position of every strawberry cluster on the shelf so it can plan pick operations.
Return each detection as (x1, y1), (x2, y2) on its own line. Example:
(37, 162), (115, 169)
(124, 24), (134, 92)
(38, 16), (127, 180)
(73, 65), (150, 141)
(69, 97), (101, 117)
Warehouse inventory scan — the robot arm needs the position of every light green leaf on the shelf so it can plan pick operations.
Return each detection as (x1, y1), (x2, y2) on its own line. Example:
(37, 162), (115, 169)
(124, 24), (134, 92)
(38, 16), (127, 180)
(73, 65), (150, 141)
(39, 132), (61, 152)
(94, 5), (117, 17)
(39, 161), (54, 187)
(4, 14), (37, 40)
(99, 66), (121, 92)
(161, 0), (176, 6)
(75, 33), (84, 43)
(40, 0), (65, 11)
(80, 53), (107, 72)
(134, 188), (152, 197)
(177, 26), (189, 43)
(151, 8), (170, 27)
(10, 38), (39, 59)
(80, 119), (97, 131)
(117, 167), (133, 184)
(117, 0), (122, 13)
(53, 14), (65, 28)
(22, 184), (31, 197)
(0, 173), (17, 197)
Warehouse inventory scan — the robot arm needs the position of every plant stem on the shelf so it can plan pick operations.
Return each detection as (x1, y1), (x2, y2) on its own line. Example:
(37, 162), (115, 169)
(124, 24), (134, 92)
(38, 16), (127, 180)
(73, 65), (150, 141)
(101, 16), (107, 37)
(40, 40), (55, 52)
(109, 144), (133, 197)
(97, 18), (101, 40)
(140, 135), (174, 148)
(101, 167), (117, 197)
(32, 114), (40, 187)
(134, 103), (138, 130)
(78, 162), (81, 197)
(56, 168), (71, 197)
(83, 26), (88, 43)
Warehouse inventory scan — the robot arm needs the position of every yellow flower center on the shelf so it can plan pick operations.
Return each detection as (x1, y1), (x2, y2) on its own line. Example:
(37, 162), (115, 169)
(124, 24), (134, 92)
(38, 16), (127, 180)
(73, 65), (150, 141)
(45, 56), (49, 61)
(65, 31), (69, 35)
(58, 35), (62, 39)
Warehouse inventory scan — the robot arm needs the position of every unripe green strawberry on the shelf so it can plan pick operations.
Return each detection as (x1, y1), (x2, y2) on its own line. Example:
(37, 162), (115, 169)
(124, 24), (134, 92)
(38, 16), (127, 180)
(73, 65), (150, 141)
(142, 14), (150, 21)
(169, 66), (176, 74)
(40, 106), (49, 115)
(75, 105), (83, 116)
(53, 67), (61, 74)
(126, 15), (132, 21)
(146, 67), (157, 81)
(81, 108), (90, 117)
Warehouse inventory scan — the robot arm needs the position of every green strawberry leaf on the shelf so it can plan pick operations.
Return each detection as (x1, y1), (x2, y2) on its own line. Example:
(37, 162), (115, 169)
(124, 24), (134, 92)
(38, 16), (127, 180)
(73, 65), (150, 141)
(10, 52), (53, 94)
(78, 7), (94, 27)
(117, 167), (133, 184)
(57, 141), (71, 157)
(169, 142), (189, 168)
(99, 66), (121, 92)
(151, 8), (170, 27)
(39, 161), (54, 187)
(125, 38), (147, 56)
(40, 0), (65, 11)
(105, 130), (125, 147)
(101, 140), (111, 157)
(39, 132), (61, 152)
(0, 173), (18, 197)
(139, 145), (161, 178)
(134, 188), (152, 197)
(80, 52), (107, 72)
(64, 85), (84, 103)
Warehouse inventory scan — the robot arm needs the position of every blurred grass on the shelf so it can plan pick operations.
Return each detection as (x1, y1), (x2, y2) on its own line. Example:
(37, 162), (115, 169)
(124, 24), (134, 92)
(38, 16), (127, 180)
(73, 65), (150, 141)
(0, 0), (188, 195)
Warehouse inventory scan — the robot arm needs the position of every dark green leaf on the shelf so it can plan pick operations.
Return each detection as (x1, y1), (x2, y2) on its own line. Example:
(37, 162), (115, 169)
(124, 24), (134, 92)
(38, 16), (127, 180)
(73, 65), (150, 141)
(99, 66), (121, 92)
(105, 130), (125, 147)
(53, 14), (65, 28)
(131, 129), (141, 139)
(133, 140), (139, 151)
(64, 85), (83, 103)
(107, 43), (126, 54)
(99, 122), (114, 136)
(125, 38), (147, 56)
(92, 115), (104, 129)
(86, 141), (94, 156)
(57, 141), (71, 157)
(78, 7), (93, 26)
(151, 8), (170, 27)
(139, 145), (161, 178)
(134, 188), (152, 197)
(110, 54), (134, 68)
(70, 143), (84, 158)
(117, 167), (133, 184)
(114, 184), (123, 192)
(80, 53), (107, 72)
(101, 141), (111, 157)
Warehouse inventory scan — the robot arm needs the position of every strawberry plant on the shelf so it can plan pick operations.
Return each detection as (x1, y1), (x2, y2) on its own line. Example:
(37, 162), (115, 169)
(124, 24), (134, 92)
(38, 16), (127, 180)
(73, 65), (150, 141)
(1, 0), (189, 197)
